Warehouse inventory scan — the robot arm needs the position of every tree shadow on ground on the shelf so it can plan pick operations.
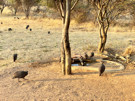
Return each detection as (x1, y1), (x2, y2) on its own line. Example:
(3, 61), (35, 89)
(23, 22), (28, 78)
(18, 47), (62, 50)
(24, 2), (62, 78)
(72, 71), (98, 76)
(33, 78), (83, 82)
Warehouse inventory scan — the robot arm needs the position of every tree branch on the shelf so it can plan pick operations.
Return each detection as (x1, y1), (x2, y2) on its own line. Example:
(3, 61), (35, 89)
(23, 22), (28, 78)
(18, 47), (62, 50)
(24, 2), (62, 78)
(71, 0), (79, 11)
(55, 0), (64, 18)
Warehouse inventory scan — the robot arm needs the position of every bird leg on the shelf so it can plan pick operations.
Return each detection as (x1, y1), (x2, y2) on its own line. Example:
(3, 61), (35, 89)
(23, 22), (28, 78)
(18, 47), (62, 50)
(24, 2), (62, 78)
(18, 78), (20, 82)
(23, 78), (28, 80)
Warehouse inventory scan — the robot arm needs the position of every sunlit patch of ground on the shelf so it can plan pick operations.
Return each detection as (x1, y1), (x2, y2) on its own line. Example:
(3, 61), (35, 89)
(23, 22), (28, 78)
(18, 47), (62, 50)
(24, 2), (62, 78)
(0, 62), (135, 101)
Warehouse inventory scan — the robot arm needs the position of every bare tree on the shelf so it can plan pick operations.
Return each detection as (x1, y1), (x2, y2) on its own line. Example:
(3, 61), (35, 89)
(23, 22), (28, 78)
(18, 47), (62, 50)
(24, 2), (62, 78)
(13, 0), (21, 15)
(7, 0), (21, 15)
(21, 0), (41, 18)
(54, 0), (79, 75)
(0, 0), (6, 14)
(93, 0), (126, 53)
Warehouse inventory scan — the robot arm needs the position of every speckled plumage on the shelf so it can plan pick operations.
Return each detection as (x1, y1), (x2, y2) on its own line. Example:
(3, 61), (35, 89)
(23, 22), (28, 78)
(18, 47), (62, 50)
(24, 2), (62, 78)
(99, 63), (105, 76)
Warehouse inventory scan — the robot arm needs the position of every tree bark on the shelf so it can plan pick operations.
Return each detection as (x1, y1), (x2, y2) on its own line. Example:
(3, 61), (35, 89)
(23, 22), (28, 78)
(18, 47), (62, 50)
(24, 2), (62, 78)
(25, 8), (30, 18)
(64, 0), (71, 75)
(14, 8), (18, 16)
(61, 19), (65, 74)
(0, 5), (5, 14)
(61, 3), (66, 75)
(61, 0), (71, 75)
(98, 26), (107, 53)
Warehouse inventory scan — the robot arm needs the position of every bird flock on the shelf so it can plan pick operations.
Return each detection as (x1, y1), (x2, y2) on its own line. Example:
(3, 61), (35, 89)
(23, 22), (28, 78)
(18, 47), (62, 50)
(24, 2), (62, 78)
(12, 52), (106, 82)
(80, 52), (105, 76)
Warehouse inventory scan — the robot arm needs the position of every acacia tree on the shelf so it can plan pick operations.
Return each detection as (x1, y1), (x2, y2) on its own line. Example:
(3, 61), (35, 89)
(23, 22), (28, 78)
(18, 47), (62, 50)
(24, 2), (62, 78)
(126, 0), (135, 25)
(54, 0), (79, 75)
(7, 0), (21, 15)
(21, 0), (41, 18)
(93, 0), (126, 53)
(0, 0), (6, 14)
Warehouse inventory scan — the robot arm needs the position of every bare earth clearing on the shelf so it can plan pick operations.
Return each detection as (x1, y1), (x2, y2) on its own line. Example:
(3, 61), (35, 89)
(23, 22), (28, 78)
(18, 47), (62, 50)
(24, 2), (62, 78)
(0, 16), (135, 101)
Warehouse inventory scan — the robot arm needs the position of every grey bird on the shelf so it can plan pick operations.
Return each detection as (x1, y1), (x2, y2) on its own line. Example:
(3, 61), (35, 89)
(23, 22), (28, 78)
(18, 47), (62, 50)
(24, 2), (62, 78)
(79, 56), (86, 66)
(12, 71), (28, 82)
(13, 54), (18, 62)
(99, 62), (105, 76)
(90, 52), (94, 57)
(26, 25), (29, 29)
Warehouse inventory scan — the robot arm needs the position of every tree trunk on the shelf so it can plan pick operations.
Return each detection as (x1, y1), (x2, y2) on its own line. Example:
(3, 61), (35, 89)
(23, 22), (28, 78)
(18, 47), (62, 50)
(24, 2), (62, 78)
(0, 9), (3, 14)
(21, 0), (30, 18)
(14, 8), (18, 16)
(0, 6), (5, 14)
(64, 0), (71, 75)
(61, 0), (71, 75)
(25, 8), (30, 18)
(61, 21), (65, 74)
(98, 26), (107, 53)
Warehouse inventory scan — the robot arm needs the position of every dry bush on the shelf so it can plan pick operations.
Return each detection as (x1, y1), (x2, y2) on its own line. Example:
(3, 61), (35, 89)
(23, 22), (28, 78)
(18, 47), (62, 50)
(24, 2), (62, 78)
(105, 48), (116, 55)
(74, 12), (88, 24)
(126, 62), (135, 69)
(123, 45), (135, 56)
(82, 44), (97, 52)
(110, 21), (135, 32)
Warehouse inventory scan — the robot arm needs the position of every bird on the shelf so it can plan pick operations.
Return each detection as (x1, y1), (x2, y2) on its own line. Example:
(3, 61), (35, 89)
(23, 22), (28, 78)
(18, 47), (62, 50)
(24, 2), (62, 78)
(79, 56), (85, 66)
(90, 52), (94, 57)
(13, 54), (18, 62)
(26, 25), (29, 29)
(30, 28), (32, 31)
(48, 31), (50, 34)
(8, 28), (12, 31)
(17, 17), (19, 19)
(99, 61), (106, 76)
(84, 53), (89, 59)
(1, 22), (3, 24)
(12, 71), (28, 82)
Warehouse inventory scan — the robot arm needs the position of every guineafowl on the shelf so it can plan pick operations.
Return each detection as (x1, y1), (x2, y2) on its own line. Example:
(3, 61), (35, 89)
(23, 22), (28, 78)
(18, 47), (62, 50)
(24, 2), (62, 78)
(13, 54), (18, 62)
(13, 71), (28, 82)
(99, 62), (105, 76)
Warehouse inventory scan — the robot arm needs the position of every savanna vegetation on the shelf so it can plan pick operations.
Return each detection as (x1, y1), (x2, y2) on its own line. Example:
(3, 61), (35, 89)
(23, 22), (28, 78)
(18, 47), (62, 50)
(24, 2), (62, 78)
(0, 0), (135, 100)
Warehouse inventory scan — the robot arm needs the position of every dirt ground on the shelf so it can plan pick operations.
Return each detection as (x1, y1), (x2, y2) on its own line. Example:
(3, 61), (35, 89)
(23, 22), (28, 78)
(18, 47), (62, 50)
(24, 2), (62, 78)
(0, 62), (135, 101)
(0, 16), (135, 101)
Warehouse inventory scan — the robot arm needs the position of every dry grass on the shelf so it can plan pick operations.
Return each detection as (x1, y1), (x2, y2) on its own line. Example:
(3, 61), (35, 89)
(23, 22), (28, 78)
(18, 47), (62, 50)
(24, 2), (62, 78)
(0, 16), (135, 63)
(123, 45), (135, 56)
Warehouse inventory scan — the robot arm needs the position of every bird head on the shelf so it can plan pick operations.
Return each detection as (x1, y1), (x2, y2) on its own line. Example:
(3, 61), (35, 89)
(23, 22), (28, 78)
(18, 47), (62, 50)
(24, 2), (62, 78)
(25, 71), (28, 75)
